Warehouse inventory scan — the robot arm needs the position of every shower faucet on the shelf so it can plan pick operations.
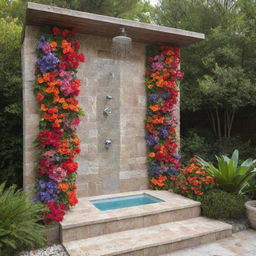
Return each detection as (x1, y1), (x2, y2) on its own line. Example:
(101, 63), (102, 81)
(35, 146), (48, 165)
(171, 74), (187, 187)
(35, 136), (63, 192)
(106, 95), (112, 100)
(105, 139), (112, 149)
(103, 107), (111, 116)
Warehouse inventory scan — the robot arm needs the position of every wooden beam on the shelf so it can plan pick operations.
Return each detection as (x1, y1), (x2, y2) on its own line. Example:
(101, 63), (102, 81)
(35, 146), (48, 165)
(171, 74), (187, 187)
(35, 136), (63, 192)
(25, 2), (205, 46)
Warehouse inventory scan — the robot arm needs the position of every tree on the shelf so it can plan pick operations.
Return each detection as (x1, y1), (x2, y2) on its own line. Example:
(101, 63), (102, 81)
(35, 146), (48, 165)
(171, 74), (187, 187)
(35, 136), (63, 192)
(0, 17), (23, 187)
(155, 0), (256, 139)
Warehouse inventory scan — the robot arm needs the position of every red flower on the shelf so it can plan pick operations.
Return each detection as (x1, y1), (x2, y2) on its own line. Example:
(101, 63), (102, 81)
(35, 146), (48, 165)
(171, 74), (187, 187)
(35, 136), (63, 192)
(36, 93), (44, 102)
(62, 29), (70, 38)
(44, 202), (66, 223)
(62, 159), (78, 173)
(52, 26), (60, 35)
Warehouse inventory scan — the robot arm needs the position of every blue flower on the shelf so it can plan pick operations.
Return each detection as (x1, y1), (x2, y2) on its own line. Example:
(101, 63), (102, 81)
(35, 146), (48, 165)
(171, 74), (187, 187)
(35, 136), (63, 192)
(145, 135), (159, 146)
(160, 128), (169, 138)
(148, 94), (159, 103)
(39, 35), (46, 41)
(155, 166), (164, 174)
(162, 92), (170, 100)
(36, 53), (59, 73)
(37, 41), (47, 50)
(34, 180), (59, 203)
(172, 154), (181, 159)
(167, 167), (177, 176)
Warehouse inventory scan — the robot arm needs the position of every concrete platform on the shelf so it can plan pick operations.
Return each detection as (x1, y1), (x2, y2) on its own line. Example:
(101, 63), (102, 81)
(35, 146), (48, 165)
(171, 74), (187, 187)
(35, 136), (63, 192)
(61, 190), (201, 242)
(63, 217), (232, 256)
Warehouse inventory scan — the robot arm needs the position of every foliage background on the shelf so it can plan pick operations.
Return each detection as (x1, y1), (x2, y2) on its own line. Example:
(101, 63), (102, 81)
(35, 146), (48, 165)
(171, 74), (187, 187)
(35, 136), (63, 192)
(1, 0), (256, 187)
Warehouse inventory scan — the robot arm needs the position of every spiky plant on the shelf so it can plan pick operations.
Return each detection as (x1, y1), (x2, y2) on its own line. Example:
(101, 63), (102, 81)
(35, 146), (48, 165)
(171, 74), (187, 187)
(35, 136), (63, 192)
(0, 183), (46, 255)
(197, 150), (256, 193)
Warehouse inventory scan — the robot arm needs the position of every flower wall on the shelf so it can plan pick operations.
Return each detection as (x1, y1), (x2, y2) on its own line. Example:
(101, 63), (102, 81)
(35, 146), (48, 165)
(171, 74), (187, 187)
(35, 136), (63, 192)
(145, 46), (183, 189)
(34, 27), (84, 223)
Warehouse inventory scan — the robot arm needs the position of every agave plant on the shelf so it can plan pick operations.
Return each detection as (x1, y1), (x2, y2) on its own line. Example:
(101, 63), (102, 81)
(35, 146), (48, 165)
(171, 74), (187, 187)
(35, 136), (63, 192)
(197, 150), (256, 193)
(0, 183), (46, 255)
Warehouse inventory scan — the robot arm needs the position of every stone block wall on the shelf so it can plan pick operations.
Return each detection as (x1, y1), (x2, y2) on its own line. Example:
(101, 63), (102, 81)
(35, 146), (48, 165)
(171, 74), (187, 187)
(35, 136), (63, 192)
(23, 25), (148, 196)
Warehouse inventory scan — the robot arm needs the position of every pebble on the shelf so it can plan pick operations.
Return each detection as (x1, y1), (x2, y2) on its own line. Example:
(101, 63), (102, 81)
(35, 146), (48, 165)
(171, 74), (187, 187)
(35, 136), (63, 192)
(19, 244), (68, 256)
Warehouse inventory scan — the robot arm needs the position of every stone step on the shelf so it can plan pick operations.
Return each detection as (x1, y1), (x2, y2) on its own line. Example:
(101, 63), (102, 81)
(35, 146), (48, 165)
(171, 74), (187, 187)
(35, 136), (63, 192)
(61, 190), (201, 242)
(63, 217), (232, 256)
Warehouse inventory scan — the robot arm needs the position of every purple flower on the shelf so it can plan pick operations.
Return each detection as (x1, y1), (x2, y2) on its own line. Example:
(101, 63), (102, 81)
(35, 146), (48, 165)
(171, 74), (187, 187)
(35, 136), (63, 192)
(160, 128), (169, 138)
(172, 154), (181, 159)
(162, 92), (170, 100)
(34, 180), (59, 203)
(55, 156), (61, 162)
(167, 167), (177, 176)
(155, 165), (164, 174)
(148, 94), (159, 103)
(39, 35), (46, 41)
(37, 41), (47, 50)
(148, 163), (163, 176)
(148, 166), (155, 176)
(145, 135), (159, 146)
(36, 53), (59, 73)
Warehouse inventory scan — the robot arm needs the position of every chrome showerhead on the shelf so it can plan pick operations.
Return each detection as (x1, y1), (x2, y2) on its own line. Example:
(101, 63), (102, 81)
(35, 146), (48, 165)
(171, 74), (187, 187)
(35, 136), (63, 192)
(112, 27), (132, 59)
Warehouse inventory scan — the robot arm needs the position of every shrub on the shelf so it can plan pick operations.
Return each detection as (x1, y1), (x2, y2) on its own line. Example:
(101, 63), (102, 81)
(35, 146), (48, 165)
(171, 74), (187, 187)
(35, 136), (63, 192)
(170, 158), (215, 200)
(0, 183), (46, 255)
(200, 189), (246, 220)
(181, 128), (256, 166)
(197, 150), (256, 193)
(181, 129), (215, 164)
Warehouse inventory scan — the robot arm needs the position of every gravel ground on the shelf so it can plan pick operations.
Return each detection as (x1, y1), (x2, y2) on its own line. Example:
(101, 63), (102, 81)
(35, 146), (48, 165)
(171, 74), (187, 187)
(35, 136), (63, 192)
(19, 244), (68, 256)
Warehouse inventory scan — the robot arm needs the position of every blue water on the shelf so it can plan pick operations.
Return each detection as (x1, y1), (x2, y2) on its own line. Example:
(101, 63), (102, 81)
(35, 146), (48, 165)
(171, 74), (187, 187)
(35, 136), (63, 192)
(91, 193), (164, 211)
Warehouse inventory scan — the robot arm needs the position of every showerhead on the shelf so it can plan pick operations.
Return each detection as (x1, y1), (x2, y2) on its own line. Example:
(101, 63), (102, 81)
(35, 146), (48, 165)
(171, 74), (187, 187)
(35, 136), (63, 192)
(112, 27), (132, 59)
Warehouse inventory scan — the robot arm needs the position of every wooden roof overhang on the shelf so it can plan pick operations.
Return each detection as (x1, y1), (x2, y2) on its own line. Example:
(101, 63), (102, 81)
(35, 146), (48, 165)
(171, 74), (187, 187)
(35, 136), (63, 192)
(25, 2), (205, 47)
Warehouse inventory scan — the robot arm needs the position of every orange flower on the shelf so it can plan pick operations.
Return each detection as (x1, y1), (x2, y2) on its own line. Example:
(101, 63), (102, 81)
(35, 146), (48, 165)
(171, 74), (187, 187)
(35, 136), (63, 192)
(40, 104), (48, 112)
(147, 84), (153, 89)
(61, 40), (74, 54)
(152, 117), (164, 124)
(156, 79), (164, 87)
(37, 77), (44, 84)
(149, 105), (161, 112)
(62, 103), (69, 109)
(73, 136), (80, 146)
(67, 191), (78, 206)
(50, 41), (57, 51)
(169, 127), (175, 134)
(149, 152), (155, 158)
(43, 72), (51, 82)
(165, 56), (174, 64)
(57, 140), (70, 155)
(166, 50), (175, 56)
(58, 183), (69, 191)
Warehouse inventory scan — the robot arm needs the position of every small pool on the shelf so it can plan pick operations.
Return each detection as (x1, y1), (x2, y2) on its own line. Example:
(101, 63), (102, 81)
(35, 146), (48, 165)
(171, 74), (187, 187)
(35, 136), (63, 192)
(91, 193), (164, 211)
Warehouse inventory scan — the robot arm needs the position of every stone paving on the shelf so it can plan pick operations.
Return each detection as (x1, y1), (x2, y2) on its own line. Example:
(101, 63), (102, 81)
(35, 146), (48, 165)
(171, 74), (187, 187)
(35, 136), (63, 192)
(166, 229), (256, 256)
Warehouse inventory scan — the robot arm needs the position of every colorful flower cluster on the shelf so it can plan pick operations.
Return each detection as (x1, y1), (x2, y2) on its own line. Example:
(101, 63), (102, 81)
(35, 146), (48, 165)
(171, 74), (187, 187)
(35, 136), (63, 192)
(34, 27), (84, 223)
(145, 46), (183, 189)
(170, 158), (215, 199)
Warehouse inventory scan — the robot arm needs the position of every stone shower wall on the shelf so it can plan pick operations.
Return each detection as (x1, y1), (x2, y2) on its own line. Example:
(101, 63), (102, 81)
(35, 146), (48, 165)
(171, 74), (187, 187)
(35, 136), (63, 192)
(23, 25), (148, 196)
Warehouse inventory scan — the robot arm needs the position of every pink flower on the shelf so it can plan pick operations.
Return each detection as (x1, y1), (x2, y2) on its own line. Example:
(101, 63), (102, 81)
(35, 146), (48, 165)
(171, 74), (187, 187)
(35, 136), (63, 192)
(70, 117), (80, 130)
(177, 71), (184, 80)
(43, 150), (56, 159)
(49, 167), (67, 182)
(42, 43), (52, 54)
(152, 62), (164, 71)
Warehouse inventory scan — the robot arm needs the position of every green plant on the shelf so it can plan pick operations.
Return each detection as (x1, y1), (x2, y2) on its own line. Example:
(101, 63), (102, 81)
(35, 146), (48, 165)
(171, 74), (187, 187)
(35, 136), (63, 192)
(200, 189), (246, 220)
(197, 150), (256, 193)
(0, 183), (46, 255)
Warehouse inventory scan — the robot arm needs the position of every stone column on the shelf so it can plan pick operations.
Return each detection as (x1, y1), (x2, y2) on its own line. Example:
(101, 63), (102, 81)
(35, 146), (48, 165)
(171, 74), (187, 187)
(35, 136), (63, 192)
(22, 25), (39, 191)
